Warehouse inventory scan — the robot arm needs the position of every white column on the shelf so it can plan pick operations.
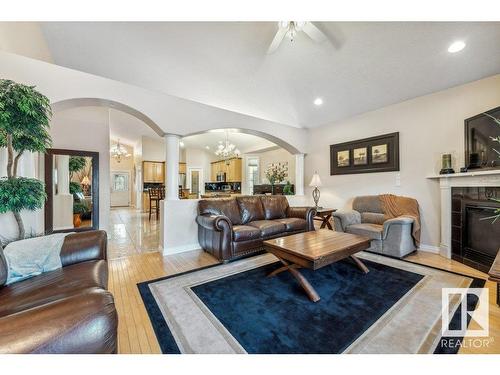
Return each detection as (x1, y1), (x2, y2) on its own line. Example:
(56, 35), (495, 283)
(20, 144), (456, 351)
(294, 153), (305, 196)
(56, 155), (70, 194)
(165, 134), (180, 200)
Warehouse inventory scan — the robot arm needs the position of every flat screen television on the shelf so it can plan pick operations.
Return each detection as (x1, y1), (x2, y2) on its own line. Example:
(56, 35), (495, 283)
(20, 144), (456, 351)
(465, 106), (500, 169)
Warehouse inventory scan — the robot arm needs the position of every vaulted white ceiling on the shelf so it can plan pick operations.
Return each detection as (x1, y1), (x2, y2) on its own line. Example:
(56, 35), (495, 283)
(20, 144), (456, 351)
(40, 22), (500, 128)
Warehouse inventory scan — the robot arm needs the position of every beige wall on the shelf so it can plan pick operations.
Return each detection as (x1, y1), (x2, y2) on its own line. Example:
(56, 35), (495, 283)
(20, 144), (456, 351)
(305, 74), (500, 249)
(255, 148), (296, 184)
(141, 136), (165, 162)
(0, 22), (52, 63)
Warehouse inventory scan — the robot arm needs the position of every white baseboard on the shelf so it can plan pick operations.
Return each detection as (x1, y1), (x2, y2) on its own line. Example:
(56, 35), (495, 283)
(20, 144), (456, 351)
(161, 243), (201, 256)
(418, 244), (441, 254)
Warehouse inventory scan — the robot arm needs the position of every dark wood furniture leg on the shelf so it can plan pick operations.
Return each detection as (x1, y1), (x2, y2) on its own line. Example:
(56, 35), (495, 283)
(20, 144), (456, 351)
(268, 257), (320, 302)
(319, 214), (333, 230)
(350, 255), (369, 274)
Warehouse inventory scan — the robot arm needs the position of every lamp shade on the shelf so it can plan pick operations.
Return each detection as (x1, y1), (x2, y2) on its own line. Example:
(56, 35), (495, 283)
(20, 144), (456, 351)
(309, 173), (322, 187)
(81, 176), (91, 185)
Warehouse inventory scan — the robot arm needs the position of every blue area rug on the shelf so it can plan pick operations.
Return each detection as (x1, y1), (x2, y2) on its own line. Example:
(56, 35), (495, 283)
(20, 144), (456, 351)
(190, 259), (423, 353)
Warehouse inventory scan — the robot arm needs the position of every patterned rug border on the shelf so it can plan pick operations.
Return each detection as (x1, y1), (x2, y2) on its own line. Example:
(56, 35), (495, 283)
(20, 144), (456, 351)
(137, 253), (486, 354)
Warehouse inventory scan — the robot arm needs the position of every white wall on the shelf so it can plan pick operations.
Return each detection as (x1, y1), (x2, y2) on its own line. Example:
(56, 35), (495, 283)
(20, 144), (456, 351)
(305, 74), (500, 249)
(0, 23), (53, 63)
(0, 51), (308, 155)
(141, 136), (165, 162)
(50, 106), (111, 231)
(184, 148), (214, 193)
(0, 150), (41, 241)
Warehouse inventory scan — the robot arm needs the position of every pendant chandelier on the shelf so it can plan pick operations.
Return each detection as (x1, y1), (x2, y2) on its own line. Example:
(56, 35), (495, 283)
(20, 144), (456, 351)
(215, 131), (240, 163)
(110, 140), (131, 163)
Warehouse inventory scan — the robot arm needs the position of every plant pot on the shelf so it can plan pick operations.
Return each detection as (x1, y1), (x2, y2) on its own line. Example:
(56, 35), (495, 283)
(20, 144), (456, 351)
(73, 213), (82, 228)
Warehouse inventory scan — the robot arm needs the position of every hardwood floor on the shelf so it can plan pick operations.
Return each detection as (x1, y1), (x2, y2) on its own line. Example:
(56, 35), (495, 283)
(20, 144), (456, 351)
(107, 209), (499, 354)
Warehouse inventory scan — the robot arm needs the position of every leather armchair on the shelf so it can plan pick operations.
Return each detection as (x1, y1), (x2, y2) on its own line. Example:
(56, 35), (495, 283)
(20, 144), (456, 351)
(197, 196), (316, 262)
(0, 230), (118, 354)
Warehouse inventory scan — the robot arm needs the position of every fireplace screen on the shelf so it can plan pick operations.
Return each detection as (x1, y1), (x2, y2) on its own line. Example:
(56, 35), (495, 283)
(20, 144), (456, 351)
(465, 205), (500, 259)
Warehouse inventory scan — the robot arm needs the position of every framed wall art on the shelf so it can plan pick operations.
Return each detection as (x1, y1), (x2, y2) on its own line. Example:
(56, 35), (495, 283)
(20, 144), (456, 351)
(330, 132), (399, 175)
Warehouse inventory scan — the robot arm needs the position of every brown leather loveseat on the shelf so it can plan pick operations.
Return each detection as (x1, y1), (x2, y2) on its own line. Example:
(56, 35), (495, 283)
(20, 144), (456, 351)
(196, 195), (316, 262)
(0, 230), (118, 354)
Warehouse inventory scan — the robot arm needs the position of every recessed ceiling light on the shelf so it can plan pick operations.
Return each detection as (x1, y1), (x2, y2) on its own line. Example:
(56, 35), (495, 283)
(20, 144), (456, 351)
(314, 97), (323, 106)
(448, 41), (466, 53)
(180, 141), (185, 147)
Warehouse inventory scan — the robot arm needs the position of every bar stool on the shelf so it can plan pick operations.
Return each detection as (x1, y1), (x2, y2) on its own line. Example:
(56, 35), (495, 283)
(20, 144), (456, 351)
(148, 187), (161, 221)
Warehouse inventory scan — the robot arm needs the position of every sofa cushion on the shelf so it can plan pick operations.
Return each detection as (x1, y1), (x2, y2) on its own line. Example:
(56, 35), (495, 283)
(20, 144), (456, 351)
(361, 212), (387, 225)
(275, 218), (306, 232)
(260, 196), (289, 220)
(248, 220), (286, 238)
(346, 223), (383, 240)
(198, 198), (242, 225)
(233, 225), (262, 242)
(236, 196), (265, 224)
(353, 196), (383, 214)
(0, 260), (108, 317)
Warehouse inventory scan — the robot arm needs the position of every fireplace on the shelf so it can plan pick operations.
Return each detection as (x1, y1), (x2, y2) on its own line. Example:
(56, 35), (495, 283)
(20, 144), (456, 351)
(451, 187), (500, 272)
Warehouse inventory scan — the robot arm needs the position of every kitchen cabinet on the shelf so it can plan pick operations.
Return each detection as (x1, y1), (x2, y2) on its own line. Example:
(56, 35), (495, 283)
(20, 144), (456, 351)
(179, 162), (187, 174)
(210, 158), (242, 182)
(143, 161), (165, 183)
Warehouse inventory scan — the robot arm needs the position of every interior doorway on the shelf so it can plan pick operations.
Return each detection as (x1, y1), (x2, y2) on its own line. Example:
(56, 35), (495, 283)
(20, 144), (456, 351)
(187, 167), (203, 199)
(111, 171), (131, 207)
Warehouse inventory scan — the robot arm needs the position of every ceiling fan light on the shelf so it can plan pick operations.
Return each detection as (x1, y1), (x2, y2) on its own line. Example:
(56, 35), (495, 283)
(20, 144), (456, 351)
(295, 21), (306, 30)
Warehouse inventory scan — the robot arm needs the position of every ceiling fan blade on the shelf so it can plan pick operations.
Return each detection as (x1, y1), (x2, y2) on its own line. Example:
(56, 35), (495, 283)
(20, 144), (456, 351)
(267, 27), (288, 54)
(302, 22), (327, 43)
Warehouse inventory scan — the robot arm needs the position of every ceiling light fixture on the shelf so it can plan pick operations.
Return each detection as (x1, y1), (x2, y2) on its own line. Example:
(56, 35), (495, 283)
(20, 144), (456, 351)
(448, 41), (466, 53)
(215, 131), (240, 164)
(314, 97), (323, 106)
(180, 141), (185, 147)
(110, 140), (131, 163)
(279, 21), (307, 42)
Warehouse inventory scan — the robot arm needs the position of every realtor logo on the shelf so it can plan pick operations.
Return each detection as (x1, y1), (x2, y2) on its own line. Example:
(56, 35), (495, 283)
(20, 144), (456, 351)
(441, 288), (489, 337)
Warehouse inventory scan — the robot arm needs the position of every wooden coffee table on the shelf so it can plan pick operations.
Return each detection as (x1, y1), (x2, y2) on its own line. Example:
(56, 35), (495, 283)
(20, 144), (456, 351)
(263, 230), (371, 302)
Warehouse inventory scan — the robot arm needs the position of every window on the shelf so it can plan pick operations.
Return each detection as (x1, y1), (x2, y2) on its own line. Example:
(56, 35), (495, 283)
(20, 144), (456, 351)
(112, 173), (129, 192)
(246, 157), (259, 195)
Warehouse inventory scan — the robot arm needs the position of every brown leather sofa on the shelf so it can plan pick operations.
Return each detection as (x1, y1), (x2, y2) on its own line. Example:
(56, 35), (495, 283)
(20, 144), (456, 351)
(196, 195), (316, 262)
(0, 230), (118, 354)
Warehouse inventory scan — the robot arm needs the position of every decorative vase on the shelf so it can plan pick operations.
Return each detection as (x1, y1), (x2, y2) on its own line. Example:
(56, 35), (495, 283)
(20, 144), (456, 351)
(73, 214), (82, 228)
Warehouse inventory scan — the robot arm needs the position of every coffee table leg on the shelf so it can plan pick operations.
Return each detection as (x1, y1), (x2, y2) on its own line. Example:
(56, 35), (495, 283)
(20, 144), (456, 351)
(267, 263), (302, 278)
(269, 258), (321, 302)
(288, 266), (321, 302)
(350, 255), (369, 274)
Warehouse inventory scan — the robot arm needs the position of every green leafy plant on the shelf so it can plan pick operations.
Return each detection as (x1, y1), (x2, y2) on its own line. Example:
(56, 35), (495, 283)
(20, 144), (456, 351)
(0, 79), (52, 239)
(73, 202), (88, 215)
(0, 177), (46, 213)
(69, 156), (86, 179)
(283, 180), (294, 195)
(69, 181), (83, 195)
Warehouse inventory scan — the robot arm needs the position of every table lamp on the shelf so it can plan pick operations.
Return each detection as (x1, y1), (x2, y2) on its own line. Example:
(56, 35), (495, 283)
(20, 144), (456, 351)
(309, 172), (322, 209)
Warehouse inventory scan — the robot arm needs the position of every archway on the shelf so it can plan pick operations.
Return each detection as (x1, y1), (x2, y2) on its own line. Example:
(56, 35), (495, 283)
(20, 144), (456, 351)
(51, 98), (164, 137)
(182, 128), (301, 155)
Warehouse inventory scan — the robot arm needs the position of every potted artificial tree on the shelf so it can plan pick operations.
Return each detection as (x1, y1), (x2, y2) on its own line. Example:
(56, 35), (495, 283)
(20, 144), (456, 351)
(0, 79), (52, 239)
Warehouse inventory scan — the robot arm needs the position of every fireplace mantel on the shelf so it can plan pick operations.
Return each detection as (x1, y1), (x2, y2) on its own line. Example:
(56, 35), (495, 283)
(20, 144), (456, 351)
(427, 169), (500, 258)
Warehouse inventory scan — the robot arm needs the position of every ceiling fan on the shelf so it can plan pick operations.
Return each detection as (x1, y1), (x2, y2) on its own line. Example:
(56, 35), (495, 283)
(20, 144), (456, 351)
(267, 21), (328, 54)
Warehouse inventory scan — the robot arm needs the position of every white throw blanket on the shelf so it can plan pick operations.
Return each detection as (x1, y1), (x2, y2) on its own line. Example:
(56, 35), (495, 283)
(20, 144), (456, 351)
(4, 233), (70, 285)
